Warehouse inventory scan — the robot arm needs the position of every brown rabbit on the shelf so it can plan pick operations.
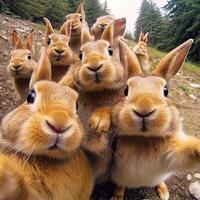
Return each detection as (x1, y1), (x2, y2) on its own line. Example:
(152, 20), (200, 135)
(0, 47), (93, 200)
(91, 15), (116, 40)
(133, 31), (151, 74)
(60, 20), (140, 183)
(7, 30), (37, 101)
(44, 18), (75, 82)
(110, 39), (199, 200)
(65, 2), (90, 53)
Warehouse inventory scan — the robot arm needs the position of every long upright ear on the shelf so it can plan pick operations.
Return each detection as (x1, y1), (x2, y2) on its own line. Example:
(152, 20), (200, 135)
(12, 30), (22, 49)
(26, 30), (34, 51)
(113, 18), (126, 39)
(60, 21), (71, 38)
(76, 1), (85, 19)
(143, 32), (149, 43)
(152, 39), (193, 81)
(29, 47), (51, 89)
(101, 23), (113, 45)
(138, 31), (144, 42)
(81, 28), (93, 45)
(44, 18), (54, 40)
(118, 37), (143, 78)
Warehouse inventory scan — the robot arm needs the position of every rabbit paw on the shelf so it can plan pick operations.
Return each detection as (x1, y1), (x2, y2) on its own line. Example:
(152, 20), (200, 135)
(0, 165), (20, 200)
(110, 187), (125, 200)
(89, 108), (111, 135)
(157, 182), (169, 200)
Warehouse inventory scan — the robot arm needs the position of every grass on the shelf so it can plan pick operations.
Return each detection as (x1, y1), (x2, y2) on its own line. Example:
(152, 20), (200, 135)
(180, 84), (190, 95)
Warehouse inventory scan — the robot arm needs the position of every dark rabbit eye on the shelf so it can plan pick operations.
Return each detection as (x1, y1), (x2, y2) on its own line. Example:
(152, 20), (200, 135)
(27, 53), (32, 60)
(27, 89), (36, 104)
(124, 85), (129, 96)
(108, 46), (113, 56)
(164, 85), (168, 97)
(47, 38), (51, 45)
(80, 16), (83, 22)
(79, 51), (83, 60)
(76, 101), (79, 110)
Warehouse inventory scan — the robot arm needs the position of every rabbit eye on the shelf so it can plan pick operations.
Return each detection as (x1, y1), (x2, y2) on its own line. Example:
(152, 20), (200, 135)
(27, 53), (32, 60)
(124, 85), (129, 96)
(47, 38), (51, 45)
(164, 85), (168, 97)
(79, 51), (83, 60)
(27, 89), (36, 104)
(76, 101), (79, 110)
(108, 46), (113, 56)
(80, 16), (83, 22)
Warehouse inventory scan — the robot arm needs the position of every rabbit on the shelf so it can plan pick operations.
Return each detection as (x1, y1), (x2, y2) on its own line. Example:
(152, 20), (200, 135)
(110, 39), (200, 200)
(65, 2), (90, 53)
(7, 30), (37, 101)
(0, 47), (93, 200)
(91, 15), (116, 40)
(59, 19), (141, 183)
(44, 18), (75, 82)
(133, 31), (151, 74)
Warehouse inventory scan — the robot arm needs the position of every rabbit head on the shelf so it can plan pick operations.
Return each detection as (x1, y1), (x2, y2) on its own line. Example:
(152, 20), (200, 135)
(1, 47), (83, 160)
(73, 19), (127, 92)
(133, 31), (149, 56)
(65, 2), (88, 37)
(44, 18), (75, 67)
(112, 39), (193, 138)
(7, 30), (36, 78)
(91, 15), (116, 39)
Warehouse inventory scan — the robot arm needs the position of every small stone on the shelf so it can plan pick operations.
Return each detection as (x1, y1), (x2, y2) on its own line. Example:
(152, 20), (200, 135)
(188, 82), (200, 89)
(189, 94), (198, 100)
(194, 173), (200, 179)
(187, 174), (192, 181)
(189, 181), (200, 200)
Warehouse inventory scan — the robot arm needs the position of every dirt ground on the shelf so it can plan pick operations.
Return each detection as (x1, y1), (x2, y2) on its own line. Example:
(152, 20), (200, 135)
(0, 14), (199, 199)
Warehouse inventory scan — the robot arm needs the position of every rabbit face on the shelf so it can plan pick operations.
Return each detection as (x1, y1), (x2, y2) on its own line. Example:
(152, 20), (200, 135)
(1, 81), (83, 159)
(75, 40), (126, 91)
(113, 76), (174, 138)
(46, 33), (74, 66)
(66, 14), (87, 36)
(7, 49), (35, 78)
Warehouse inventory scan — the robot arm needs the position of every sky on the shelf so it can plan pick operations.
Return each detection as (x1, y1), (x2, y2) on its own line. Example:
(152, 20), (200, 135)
(100, 0), (168, 34)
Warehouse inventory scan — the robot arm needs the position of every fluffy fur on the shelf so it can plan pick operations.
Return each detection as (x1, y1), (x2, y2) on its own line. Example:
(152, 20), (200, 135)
(110, 39), (199, 200)
(0, 48), (93, 200)
(44, 18), (75, 82)
(133, 31), (151, 74)
(7, 30), (37, 101)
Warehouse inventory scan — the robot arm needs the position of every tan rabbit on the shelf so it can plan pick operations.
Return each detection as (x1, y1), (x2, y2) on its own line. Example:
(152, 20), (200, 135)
(7, 30), (37, 101)
(0, 47), (93, 200)
(44, 18), (75, 82)
(60, 20), (140, 183)
(133, 31), (151, 74)
(91, 15), (116, 40)
(65, 2), (90, 53)
(109, 39), (200, 200)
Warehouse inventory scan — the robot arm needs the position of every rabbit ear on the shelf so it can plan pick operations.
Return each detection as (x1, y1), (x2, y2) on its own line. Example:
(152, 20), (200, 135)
(12, 30), (22, 49)
(152, 39), (193, 81)
(44, 18), (54, 39)
(118, 37), (143, 77)
(101, 23), (113, 44)
(138, 31), (144, 42)
(81, 28), (93, 45)
(113, 18), (126, 39)
(143, 32), (149, 43)
(26, 30), (34, 51)
(76, 1), (85, 19)
(29, 47), (51, 88)
(60, 21), (71, 38)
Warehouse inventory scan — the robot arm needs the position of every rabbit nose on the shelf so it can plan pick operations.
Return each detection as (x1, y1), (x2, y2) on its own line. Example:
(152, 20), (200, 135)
(133, 109), (156, 118)
(54, 49), (65, 54)
(87, 64), (103, 72)
(12, 64), (22, 70)
(100, 24), (107, 28)
(71, 24), (78, 29)
(46, 120), (71, 134)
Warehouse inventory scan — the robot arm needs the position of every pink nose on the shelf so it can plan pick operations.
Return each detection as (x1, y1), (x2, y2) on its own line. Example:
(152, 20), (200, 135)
(46, 120), (70, 134)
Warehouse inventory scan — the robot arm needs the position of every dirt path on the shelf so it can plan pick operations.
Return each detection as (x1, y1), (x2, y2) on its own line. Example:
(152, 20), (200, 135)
(0, 14), (200, 199)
